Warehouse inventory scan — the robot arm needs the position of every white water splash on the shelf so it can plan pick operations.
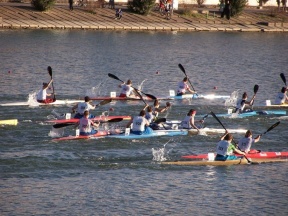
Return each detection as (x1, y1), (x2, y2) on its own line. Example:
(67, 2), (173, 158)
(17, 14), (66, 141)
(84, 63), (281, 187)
(152, 140), (174, 162)
(27, 92), (40, 107)
(49, 127), (65, 138)
(225, 89), (240, 108)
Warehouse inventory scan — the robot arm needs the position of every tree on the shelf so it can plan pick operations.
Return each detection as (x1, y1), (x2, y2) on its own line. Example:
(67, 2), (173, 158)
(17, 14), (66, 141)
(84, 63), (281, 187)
(128, 0), (155, 15)
(230, 0), (247, 17)
(31, 0), (55, 11)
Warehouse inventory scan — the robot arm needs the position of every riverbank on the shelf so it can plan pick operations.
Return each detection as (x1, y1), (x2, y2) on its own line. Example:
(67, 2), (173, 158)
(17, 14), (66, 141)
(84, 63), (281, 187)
(0, 2), (288, 32)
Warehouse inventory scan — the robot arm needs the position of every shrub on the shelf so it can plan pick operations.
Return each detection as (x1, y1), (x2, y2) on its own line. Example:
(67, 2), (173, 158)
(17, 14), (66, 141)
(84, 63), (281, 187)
(230, 0), (247, 17)
(31, 0), (55, 11)
(128, 0), (156, 15)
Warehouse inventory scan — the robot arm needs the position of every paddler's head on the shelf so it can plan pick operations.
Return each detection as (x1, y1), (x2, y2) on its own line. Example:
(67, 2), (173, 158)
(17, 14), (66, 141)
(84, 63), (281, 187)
(242, 92), (248, 100)
(154, 99), (159, 107)
(245, 130), (252, 138)
(188, 109), (196, 116)
(224, 133), (233, 142)
(84, 110), (89, 117)
(183, 77), (188, 82)
(42, 82), (48, 88)
(281, 87), (287, 93)
(126, 80), (132, 85)
(139, 110), (146, 116)
(84, 96), (91, 102)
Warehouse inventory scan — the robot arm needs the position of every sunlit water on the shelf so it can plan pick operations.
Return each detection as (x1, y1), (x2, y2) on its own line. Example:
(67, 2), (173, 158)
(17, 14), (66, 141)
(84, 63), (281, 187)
(0, 30), (288, 215)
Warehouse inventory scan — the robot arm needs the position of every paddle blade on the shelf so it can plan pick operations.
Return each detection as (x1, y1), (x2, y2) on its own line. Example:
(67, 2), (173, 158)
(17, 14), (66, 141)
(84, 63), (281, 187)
(47, 66), (52, 78)
(53, 122), (75, 128)
(143, 93), (157, 100)
(178, 64), (186, 75)
(254, 85), (259, 94)
(96, 99), (112, 107)
(154, 118), (166, 124)
(280, 73), (287, 86)
(264, 121), (280, 135)
(106, 118), (123, 123)
(108, 73), (123, 83)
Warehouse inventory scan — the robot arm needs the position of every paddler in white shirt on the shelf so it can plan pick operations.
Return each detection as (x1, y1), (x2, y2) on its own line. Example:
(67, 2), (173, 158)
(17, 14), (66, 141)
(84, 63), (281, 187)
(78, 110), (100, 136)
(234, 92), (256, 113)
(126, 109), (153, 135)
(274, 87), (288, 105)
(36, 79), (54, 104)
(118, 79), (138, 98)
(176, 77), (196, 96)
(72, 96), (96, 119)
(180, 109), (203, 132)
(214, 131), (246, 161)
(237, 130), (261, 153)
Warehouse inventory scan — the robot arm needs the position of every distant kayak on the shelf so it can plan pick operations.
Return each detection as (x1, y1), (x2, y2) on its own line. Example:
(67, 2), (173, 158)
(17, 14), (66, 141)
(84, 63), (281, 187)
(0, 119), (18, 126)
(0, 99), (82, 107)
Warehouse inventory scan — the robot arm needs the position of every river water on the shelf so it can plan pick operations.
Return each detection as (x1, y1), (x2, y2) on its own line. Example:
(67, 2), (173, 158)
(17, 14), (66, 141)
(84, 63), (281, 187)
(0, 29), (288, 215)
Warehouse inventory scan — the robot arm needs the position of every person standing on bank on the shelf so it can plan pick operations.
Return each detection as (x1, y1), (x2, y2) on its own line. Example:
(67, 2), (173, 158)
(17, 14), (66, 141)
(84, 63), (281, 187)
(37, 79), (54, 104)
(221, 0), (231, 20)
(69, 0), (73, 11)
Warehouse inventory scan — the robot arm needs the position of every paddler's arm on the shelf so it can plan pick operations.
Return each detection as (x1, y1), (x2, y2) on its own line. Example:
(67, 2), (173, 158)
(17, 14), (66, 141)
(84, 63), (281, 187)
(220, 130), (229, 141)
(126, 118), (133, 128)
(71, 103), (78, 113)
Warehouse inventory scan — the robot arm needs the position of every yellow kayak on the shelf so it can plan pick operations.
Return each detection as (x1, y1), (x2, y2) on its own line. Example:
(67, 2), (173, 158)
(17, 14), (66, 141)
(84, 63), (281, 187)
(161, 158), (288, 166)
(0, 119), (18, 126)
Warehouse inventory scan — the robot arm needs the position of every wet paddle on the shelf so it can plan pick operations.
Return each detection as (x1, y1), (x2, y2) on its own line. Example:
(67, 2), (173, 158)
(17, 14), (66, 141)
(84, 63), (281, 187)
(178, 64), (197, 94)
(47, 66), (56, 101)
(251, 84), (259, 107)
(280, 73), (287, 86)
(259, 121), (280, 137)
(94, 99), (112, 107)
(210, 111), (252, 164)
(108, 73), (157, 100)
(53, 117), (124, 129)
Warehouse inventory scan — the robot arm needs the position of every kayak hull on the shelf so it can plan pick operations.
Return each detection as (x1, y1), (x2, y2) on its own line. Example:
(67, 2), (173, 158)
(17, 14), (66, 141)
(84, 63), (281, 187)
(53, 130), (110, 141)
(107, 129), (188, 139)
(161, 158), (288, 166)
(182, 152), (288, 159)
(0, 99), (82, 107)
(0, 119), (18, 126)
(47, 115), (131, 124)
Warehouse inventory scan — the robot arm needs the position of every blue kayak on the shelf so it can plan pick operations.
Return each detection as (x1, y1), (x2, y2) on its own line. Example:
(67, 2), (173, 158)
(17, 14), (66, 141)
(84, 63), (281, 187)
(168, 93), (230, 100)
(107, 129), (188, 139)
(210, 110), (286, 118)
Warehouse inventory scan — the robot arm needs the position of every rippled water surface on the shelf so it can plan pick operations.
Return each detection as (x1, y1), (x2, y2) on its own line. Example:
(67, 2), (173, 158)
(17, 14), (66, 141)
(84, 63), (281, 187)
(0, 30), (288, 215)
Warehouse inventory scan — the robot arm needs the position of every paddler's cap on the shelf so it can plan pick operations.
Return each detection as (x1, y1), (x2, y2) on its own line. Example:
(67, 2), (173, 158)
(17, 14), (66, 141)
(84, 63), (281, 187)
(84, 96), (91, 102)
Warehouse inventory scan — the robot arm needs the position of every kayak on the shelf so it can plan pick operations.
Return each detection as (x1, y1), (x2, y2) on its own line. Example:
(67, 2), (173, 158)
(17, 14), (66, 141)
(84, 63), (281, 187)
(0, 99), (82, 107)
(203, 110), (286, 118)
(182, 152), (288, 160)
(52, 130), (110, 141)
(263, 100), (288, 108)
(0, 119), (18, 126)
(161, 158), (288, 166)
(169, 93), (230, 100)
(47, 115), (131, 124)
(107, 129), (188, 139)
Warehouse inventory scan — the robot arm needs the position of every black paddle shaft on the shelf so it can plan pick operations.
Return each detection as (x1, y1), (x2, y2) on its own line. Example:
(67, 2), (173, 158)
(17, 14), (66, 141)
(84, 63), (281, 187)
(280, 73), (287, 86)
(178, 64), (197, 93)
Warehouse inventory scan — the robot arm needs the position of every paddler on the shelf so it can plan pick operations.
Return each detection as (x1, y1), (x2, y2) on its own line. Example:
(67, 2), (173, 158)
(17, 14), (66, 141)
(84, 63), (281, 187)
(72, 96), (96, 119)
(214, 131), (246, 161)
(77, 110), (100, 136)
(118, 79), (139, 98)
(237, 130), (261, 153)
(274, 87), (288, 105)
(180, 109), (203, 132)
(36, 79), (55, 104)
(176, 77), (196, 96)
(234, 92), (256, 113)
(126, 109), (153, 135)
(153, 99), (171, 119)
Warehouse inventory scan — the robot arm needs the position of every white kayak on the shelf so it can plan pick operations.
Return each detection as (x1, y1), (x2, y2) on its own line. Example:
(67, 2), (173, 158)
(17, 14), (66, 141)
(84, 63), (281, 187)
(0, 99), (83, 107)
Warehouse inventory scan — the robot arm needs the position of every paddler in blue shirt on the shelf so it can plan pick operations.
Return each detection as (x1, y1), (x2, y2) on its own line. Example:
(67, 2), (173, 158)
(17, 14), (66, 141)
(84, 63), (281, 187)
(126, 109), (153, 135)
(77, 110), (100, 136)
(215, 131), (246, 161)
(176, 77), (196, 96)
(72, 96), (96, 119)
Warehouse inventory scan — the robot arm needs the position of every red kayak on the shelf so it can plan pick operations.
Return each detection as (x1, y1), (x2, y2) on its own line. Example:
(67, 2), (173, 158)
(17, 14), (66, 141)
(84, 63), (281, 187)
(182, 151), (288, 159)
(47, 115), (131, 124)
(53, 130), (109, 141)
